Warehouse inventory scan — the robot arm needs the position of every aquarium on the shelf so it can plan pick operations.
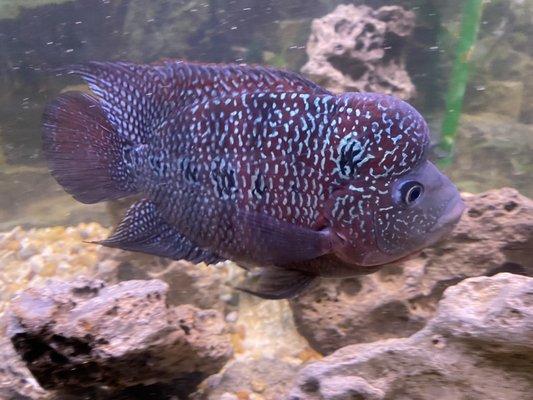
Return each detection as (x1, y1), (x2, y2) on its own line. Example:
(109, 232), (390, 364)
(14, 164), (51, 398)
(0, 1), (531, 399)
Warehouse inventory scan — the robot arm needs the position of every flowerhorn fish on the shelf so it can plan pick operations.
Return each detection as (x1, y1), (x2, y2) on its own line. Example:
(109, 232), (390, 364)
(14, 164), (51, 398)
(42, 61), (465, 299)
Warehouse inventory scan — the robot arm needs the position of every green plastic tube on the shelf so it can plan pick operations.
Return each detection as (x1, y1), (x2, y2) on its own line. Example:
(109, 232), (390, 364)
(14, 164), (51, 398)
(437, 0), (484, 167)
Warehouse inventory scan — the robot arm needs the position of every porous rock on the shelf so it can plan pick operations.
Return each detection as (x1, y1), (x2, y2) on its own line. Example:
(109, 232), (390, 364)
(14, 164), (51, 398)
(302, 4), (416, 98)
(290, 188), (533, 354)
(289, 273), (533, 400)
(193, 357), (301, 400)
(0, 333), (48, 400)
(5, 277), (232, 395)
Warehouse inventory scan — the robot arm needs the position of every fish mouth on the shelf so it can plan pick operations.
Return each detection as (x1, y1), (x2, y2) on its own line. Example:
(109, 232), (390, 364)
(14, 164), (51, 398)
(368, 194), (465, 266)
(435, 194), (465, 230)
(420, 194), (466, 248)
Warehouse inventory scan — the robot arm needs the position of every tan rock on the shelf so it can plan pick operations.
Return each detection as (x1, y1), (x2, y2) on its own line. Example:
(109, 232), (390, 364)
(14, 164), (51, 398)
(194, 356), (301, 400)
(302, 4), (415, 99)
(5, 277), (232, 396)
(290, 188), (533, 354)
(289, 273), (533, 400)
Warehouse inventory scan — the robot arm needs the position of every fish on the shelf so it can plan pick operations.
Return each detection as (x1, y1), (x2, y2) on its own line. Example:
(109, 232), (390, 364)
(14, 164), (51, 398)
(42, 60), (465, 299)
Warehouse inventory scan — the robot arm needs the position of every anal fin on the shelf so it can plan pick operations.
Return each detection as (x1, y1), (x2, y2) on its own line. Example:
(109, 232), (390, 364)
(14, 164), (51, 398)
(237, 267), (316, 300)
(97, 199), (222, 264)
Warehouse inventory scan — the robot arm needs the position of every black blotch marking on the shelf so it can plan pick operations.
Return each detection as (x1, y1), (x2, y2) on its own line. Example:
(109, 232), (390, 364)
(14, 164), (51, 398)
(301, 377), (320, 393)
(212, 161), (238, 198)
(148, 154), (166, 176)
(180, 157), (198, 183)
(338, 138), (365, 177)
(122, 146), (133, 166)
(252, 172), (266, 198)
(504, 201), (518, 212)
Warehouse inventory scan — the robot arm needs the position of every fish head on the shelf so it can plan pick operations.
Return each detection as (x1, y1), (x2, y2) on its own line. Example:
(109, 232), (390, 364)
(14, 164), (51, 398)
(325, 93), (465, 266)
(367, 160), (464, 265)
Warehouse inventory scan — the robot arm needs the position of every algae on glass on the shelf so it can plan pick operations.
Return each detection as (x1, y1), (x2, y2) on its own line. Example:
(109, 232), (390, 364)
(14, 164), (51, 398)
(0, 0), (72, 19)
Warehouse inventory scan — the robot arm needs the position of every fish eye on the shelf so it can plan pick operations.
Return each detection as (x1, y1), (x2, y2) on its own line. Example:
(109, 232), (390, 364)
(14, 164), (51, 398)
(400, 181), (424, 205)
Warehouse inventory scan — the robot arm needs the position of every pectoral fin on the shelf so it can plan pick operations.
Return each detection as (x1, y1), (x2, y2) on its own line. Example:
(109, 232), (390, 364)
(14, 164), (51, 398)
(237, 266), (317, 300)
(237, 210), (333, 266)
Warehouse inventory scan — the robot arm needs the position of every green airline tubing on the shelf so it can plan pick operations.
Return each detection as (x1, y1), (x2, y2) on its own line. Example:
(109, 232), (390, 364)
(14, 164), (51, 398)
(437, 0), (484, 167)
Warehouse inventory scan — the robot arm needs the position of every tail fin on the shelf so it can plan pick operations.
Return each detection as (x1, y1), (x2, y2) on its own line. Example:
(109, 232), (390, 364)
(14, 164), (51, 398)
(42, 91), (137, 204)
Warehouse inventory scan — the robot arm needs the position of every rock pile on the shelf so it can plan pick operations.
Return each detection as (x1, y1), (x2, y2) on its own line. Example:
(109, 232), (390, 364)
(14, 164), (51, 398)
(4, 278), (232, 398)
(289, 273), (533, 400)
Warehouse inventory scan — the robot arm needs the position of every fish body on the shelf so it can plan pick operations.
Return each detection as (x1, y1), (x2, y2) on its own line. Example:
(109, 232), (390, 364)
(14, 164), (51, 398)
(42, 61), (464, 299)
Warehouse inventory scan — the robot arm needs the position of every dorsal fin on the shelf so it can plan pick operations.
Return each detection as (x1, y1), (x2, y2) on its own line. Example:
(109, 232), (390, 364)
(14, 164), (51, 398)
(61, 61), (330, 144)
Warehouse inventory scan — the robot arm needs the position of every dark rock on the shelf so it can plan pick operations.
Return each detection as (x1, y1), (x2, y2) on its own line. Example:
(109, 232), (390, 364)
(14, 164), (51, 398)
(0, 334), (48, 400)
(5, 277), (232, 397)
(289, 273), (533, 400)
(290, 188), (533, 354)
